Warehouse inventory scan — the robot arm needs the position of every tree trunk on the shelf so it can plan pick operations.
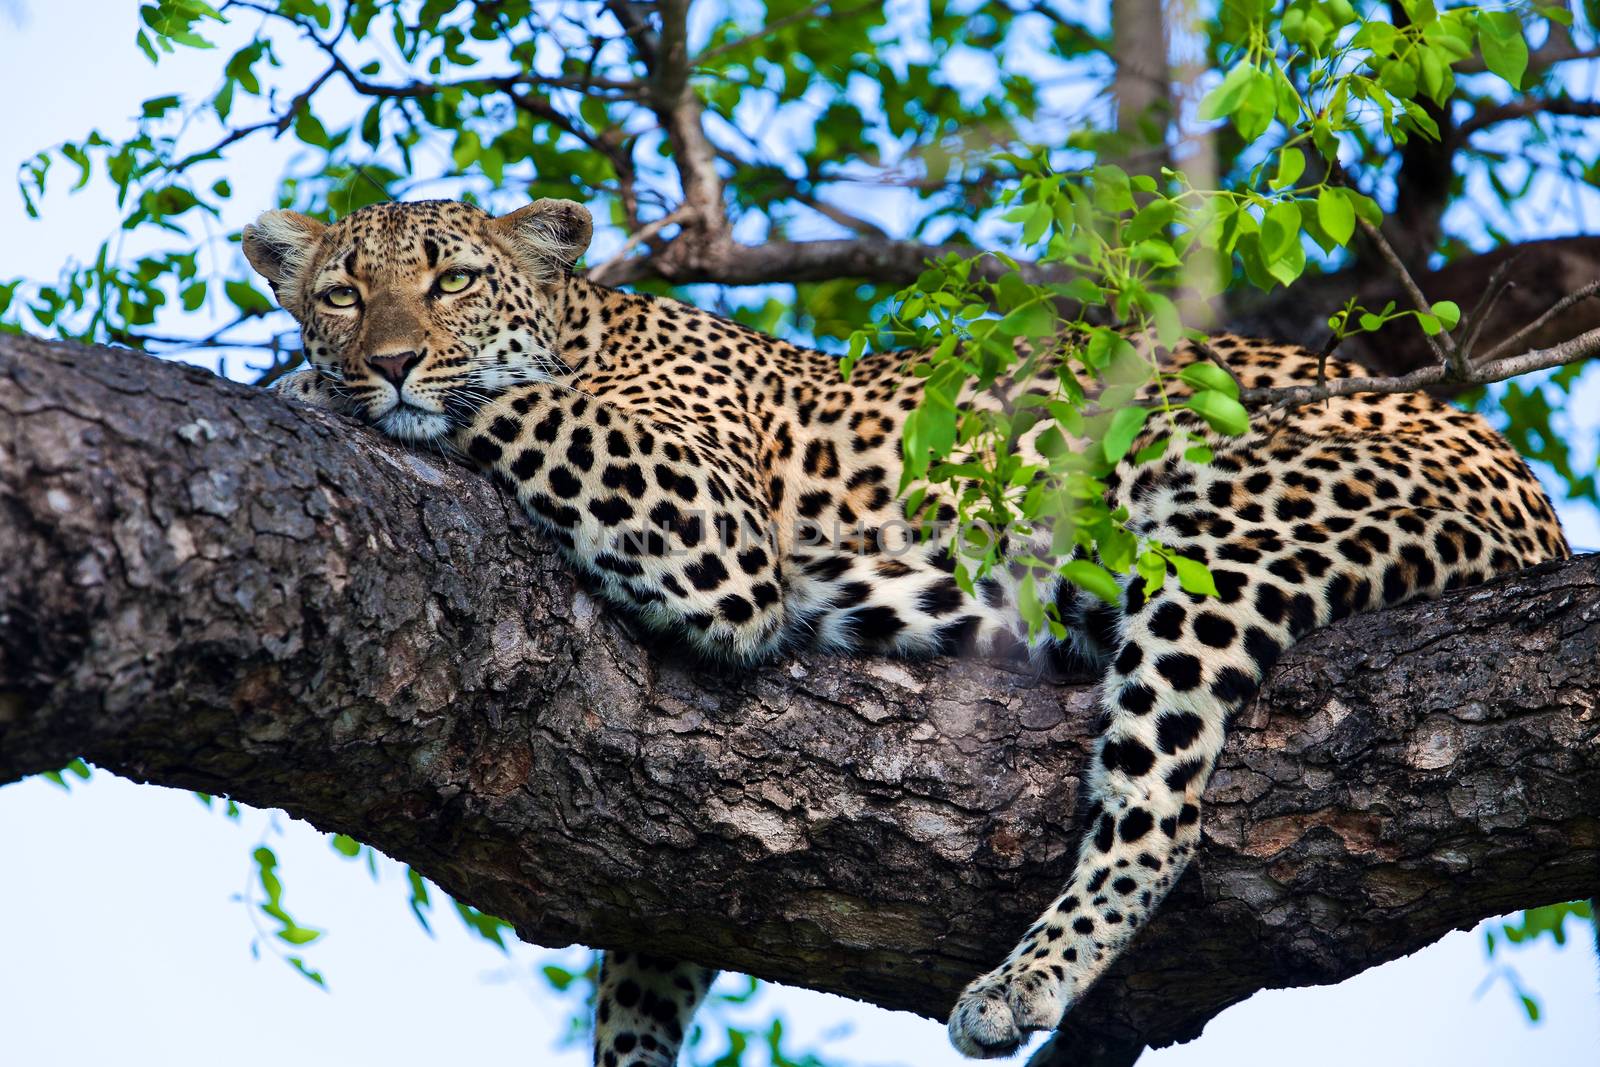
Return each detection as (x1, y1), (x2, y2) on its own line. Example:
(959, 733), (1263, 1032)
(0, 333), (1596, 1064)
(1109, 0), (1169, 185)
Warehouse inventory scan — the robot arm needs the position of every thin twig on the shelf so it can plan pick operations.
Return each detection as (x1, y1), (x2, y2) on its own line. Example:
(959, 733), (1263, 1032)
(604, 0), (660, 66)
(1455, 253), (1519, 361)
(585, 208), (689, 286)
(713, 150), (889, 237)
(1479, 279), (1600, 363)
(1354, 214), (1457, 369)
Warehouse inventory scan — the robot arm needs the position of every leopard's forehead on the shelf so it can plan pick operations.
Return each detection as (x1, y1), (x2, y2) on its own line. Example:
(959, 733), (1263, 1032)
(319, 200), (501, 273)
(333, 198), (493, 236)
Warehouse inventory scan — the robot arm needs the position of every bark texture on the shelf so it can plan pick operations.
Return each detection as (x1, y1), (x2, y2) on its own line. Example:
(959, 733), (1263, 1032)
(1, 334), (1597, 1063)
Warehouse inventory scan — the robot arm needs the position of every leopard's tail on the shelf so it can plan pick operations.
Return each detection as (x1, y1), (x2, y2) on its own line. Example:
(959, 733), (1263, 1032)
(592, 951), (715, 1067)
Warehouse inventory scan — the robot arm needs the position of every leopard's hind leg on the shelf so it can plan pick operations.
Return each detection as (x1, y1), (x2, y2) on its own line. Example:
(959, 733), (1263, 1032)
(947, 503), (1533, 1057)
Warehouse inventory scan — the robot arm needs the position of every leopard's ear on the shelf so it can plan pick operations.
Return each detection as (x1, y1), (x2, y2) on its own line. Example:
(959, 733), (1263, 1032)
(493, 199), (593, 279)
(242, 210), (327, 300)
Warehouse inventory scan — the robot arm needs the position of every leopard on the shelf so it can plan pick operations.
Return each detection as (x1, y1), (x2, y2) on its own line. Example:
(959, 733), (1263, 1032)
(242, 197), (1569, 1065)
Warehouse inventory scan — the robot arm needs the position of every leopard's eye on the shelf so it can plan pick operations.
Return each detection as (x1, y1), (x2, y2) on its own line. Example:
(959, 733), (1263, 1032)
(436, 268), (475, 295)
(323, 286), (360, 308)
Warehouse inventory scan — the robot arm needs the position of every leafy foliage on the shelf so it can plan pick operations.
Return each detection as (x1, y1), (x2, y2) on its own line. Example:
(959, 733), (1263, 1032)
(38, 757), (92, 790)
(857, 1), (1567, 626)
(249, 844), (328, 985)
(1481, 900), (1597, 1022)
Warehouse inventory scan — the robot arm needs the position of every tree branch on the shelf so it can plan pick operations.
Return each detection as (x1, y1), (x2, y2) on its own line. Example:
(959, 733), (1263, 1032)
(585, 235), (1066, 287)
(1, 334), (1597, 1065)
(1235, 321), (1600, 410)
(625, 0), (734, 267)
(1457, 95), (1600, 138)
(1224, 235), (1600, 384)
(586, 206), (689, 286)
(1479, 277), (1600, 363)
(1354, 213), (1457, 369)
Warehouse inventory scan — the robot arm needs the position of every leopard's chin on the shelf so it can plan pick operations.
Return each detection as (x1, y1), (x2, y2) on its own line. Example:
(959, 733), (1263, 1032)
(374, 403), (452, 443)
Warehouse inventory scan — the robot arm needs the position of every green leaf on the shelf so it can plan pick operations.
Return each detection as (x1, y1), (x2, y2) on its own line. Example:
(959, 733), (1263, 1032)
(1060, 559), (1121, 605)
(452, 128), (482, 171)
(287, 956), (326, 988)
(406, 868), (434, 934)
(292, 106), (330, 148)
(1351, 21), (1398, 55)
(1260, 199), (1302, 263)
(278, 925), (322, 945)
(999, 300), (1057, 340)
(1102, 405), (1150, 463)
(1478, 11), (1528, 89)
(1235, 68), (1277, 141)
(1316, 187), (1355, 247)
(1021, 200), (1052, 244)
(330, 834), (361, 857)
(1198, 62), (1254, 120)
(1091, 165), (1134, 214)
(1431, 300), (1461, 330)
(1185, 390), (1250, 436)
(1172, 554), (1218, 597)
(360, 102), (384, 148)
(1178, 361), (1239, 399)
(1133, 434), (1169, 465)
(1125, 199), (1176, 241)
(225, 279), (272, 316)
(141, 94), (181, 118)
(1017, 573), (1044, 630)
(1270, 147), (1305, 189)
(1135, 550), (1166, 596)
(542, 964), (578, 991)
(1129, 239), (1181, 268)
(453, 900), (512, 952)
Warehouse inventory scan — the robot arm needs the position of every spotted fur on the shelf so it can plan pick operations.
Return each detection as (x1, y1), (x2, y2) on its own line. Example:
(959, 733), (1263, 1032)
(246, 198), (1569, 1064)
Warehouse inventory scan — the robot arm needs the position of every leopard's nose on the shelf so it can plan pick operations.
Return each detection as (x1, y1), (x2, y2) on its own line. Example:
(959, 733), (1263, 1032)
(367, 350), (421, 386)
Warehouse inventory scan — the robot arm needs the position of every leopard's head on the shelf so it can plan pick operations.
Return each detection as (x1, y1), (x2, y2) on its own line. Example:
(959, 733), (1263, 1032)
(243, 198), (592, 442)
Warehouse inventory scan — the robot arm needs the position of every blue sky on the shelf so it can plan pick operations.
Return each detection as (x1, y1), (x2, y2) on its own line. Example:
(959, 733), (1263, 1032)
(0, 3), (1597, 1065)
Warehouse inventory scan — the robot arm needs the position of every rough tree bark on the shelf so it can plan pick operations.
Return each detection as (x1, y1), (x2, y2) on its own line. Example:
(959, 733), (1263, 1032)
(1, 333), (1597, 1065)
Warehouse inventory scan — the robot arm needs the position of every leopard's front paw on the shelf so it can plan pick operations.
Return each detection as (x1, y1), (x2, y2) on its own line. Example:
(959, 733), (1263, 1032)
(268, 369), (355, 414)
(947, 964), (1070, 1059)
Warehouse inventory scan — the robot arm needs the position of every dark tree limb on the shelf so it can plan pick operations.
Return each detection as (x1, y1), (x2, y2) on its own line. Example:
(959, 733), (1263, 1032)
(1235, 321), (1600, 411)
(1, 335), (1597, 1064)
(585, 231), (1600, 397)
(590, 234), (1066, 287)
(1457, 95), (1600, 138)
(1223, 235), (1600, 382)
